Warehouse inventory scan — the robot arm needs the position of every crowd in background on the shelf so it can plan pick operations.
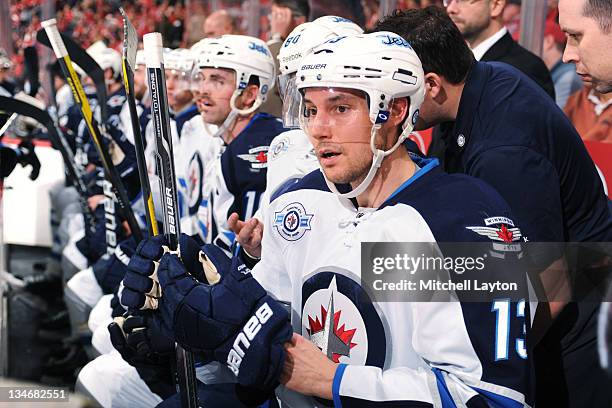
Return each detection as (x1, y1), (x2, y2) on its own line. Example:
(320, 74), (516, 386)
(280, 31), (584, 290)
(4, 0), (611, 143)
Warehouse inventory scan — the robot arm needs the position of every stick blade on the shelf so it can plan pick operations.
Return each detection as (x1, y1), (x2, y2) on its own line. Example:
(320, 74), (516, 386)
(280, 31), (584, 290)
(120, 8), (139, 71)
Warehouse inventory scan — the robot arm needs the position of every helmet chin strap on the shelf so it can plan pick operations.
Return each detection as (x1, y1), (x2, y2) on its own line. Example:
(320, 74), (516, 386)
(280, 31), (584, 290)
(204, 89), (263, 139)
(323, 124), (410, 200)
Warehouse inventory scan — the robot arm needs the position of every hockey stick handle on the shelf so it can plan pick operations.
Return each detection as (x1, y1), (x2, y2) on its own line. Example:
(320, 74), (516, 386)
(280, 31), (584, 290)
(122, 61), (158, 237)
(41, 18), (143, 243)
(144, 32), (180, 250)
(144, 32), (198, 408)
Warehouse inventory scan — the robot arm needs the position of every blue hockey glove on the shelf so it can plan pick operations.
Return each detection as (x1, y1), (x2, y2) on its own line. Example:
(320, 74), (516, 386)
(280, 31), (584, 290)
(121, 233), (213, 311)
(156, 246), (293, 390)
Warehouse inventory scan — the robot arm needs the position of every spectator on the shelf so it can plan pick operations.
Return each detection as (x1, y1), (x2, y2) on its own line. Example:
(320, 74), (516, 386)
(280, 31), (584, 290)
(502, 0), (521, 40)
(564, 86), (612, 142)
(263, 0), (310, 118)
(559, 0), (612, 94)
(542, 19), (582, 108)
(374, 7), (612, 407)
(444, 0), (554, 97)
(183, 2), (206, 47)
(268, 0), (309, 43)
(203, 9), (237, 39)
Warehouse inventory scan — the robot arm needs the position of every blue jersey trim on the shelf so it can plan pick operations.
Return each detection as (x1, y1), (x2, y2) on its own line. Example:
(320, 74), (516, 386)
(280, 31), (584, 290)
(432, 368), (457, 408)
(333, 363), (348, 408)
(384, 158), (439, 204)
(471, 386), (524, 408)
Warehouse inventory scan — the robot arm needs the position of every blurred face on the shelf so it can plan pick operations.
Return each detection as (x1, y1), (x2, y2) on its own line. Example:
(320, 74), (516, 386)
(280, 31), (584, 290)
(192, 67), (235, 125)
(559, 0), (612, 93)
(301, 88), (374, 185)
(446, 0), (492, 44)
(165, 69), (193, 110)
(204, 16), (233, 38)
(133, 66), (147, 100)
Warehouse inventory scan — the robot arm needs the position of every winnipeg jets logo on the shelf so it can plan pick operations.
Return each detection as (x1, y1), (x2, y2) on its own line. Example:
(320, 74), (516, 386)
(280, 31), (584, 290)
(307, 288), (357, 362)
(237, 146), (269, 170)
(302, 276), (365, 364)
(466, 217), (522, 243)
(269, 136), (290, 161)
(274, 202), (313, 241)
(186, 153), (203, 210)
(467, 216), (524, 252)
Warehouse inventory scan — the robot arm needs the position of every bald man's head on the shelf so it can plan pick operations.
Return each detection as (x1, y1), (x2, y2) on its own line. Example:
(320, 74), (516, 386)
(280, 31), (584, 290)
(204, 10), (236, 38)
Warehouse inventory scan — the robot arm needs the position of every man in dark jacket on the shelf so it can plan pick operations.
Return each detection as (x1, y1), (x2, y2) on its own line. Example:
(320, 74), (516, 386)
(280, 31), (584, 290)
(375, 7), (612, 407)
(426, 0), (556, 161)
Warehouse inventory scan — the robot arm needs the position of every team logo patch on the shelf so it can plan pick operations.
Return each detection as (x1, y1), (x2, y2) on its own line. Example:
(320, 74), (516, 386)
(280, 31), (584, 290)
(273, 202), (313, 241)
(467, 216), (523, 251)
(237, 146), (269, 169)
(186, 153), (204, 212)
(302, 271), (386, 367)
(108, 94), (125, 108)
(269, 136), (290, 161)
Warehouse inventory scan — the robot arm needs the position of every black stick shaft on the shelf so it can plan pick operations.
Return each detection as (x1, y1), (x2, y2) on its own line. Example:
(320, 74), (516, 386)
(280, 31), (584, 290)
(144, 32), (198, 408)
(42, 18), (143, 243)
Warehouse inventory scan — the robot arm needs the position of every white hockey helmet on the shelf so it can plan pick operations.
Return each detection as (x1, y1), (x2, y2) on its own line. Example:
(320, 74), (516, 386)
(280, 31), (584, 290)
(193, 35), (276, 138)
(277, 16), (363, 128)
(164, 48), (194, 73)
(295, 32), (425, 198)
(135, 49), (146, 69)
(164, 48), (194, 92)
(195, 34), (275, 113)
(87, 42), (122, 79)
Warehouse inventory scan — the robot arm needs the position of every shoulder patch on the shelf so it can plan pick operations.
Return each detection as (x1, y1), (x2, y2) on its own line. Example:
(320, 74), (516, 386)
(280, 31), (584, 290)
(273, 202), (314, 241)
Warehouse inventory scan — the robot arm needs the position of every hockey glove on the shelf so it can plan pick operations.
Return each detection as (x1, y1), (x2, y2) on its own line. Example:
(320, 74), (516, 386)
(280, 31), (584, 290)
(121, 233), (216, 311)
(15, 139), (40, 180)
(107, 311), (175, 399)
(156, 246), (293, 390)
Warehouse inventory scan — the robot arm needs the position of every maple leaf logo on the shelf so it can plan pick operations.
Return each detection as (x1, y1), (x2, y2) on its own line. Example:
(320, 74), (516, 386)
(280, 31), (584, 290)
(255, 151), (267, 164)
(307, 305), (357, 363)
(496, 224), (514, 243)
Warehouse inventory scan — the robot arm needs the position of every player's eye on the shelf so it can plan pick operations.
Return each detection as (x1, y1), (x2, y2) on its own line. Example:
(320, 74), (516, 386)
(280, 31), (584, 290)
(303, 106), (317, 118)
(335, 105), (350, 114)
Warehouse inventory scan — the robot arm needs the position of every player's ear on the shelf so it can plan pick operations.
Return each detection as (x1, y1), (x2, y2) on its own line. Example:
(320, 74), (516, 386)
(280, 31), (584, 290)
(236, 84), (259, 110)
(388, 97), (409, 128)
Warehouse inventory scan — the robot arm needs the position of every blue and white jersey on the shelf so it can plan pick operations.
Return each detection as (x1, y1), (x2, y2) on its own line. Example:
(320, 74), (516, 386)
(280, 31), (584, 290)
(213, 113), (287, 248)
(253, 157), (531, 407)
(175, 114), (223, 242)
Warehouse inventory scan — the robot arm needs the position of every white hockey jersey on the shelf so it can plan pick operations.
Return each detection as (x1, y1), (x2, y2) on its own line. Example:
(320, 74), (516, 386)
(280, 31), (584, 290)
(252, 156), (531, 407)
(175, 114), (223, 242)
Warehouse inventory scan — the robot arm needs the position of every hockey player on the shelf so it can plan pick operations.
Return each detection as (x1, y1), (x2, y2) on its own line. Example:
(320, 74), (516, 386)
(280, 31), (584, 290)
(229, 16), (363, 257)
(122, 32), (531, 406)
(190, 34), (285, 251)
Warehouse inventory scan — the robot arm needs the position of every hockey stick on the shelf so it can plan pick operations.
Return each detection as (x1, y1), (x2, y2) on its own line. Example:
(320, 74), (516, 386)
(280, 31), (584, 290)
(41, 19), (143, 246)
(0, 113), (17, 138)
(36, 29), (109, 123)
(23, 46), (40, 97)
(144, 32), (198, 408)
(0, 95), (96, 232)
(120, 8), (158, 237)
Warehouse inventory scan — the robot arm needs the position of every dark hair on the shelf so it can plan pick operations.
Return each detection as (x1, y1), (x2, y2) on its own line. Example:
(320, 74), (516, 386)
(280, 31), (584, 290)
(584, 0), (612, 33)
(273, 0), (310, 19)
(371, 6), (474, 84)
